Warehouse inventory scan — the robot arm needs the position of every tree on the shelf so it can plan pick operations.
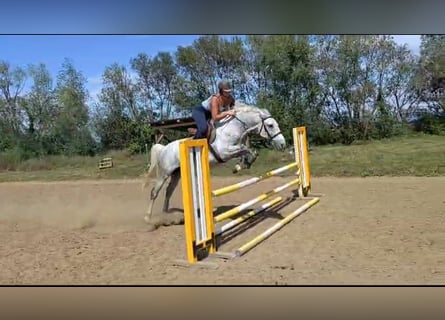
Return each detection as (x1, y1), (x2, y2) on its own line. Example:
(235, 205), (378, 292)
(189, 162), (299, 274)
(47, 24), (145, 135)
(384, 40), (419, 121)
(52, 58), (95, 155)
(131, 52), (183, 120)
(93, 63), (150, 151)
(245, 35), (323, 141)
(314, 35), (420, 142)
(21, 63), (57, 155)
(416, 35), (444, 112)
(0, 61), (27, 150)
(175, 36), (247, 107)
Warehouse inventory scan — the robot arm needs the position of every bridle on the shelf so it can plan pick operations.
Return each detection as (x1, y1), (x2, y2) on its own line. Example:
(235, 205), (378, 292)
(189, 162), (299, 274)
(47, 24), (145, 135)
(232, 113), (282, 143)
(257, 115), (283, 141)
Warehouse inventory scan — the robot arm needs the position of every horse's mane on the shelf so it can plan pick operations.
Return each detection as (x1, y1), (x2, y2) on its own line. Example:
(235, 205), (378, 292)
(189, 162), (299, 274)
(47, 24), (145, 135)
(233, 102), (271, 117)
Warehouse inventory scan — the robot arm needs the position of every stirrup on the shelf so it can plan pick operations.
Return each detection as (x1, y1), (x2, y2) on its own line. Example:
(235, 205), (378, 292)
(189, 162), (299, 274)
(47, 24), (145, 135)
(187, 128), (197, 136)
(208, 128), (216, 144)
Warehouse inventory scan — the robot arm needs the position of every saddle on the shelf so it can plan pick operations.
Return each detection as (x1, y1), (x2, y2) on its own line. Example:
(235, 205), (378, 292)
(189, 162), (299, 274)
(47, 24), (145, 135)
(186, 120), (223, 163)
(187, 119), (217, 144)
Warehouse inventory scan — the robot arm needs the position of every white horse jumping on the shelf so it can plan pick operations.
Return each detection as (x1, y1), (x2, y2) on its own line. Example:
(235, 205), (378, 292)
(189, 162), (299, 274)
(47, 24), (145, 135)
(143, 102), (286, 228)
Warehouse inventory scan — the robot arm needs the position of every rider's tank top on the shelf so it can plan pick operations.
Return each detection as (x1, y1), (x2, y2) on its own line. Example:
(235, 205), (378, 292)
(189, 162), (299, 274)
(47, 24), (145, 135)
(201, 94), (233, 113)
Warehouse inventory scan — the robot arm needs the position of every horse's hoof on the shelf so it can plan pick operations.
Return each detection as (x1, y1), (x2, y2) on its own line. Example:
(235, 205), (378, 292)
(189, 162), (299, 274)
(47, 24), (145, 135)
(232, 164), (241, 174)
(144, 216), (159, 231)
(172, 215), (184, 225)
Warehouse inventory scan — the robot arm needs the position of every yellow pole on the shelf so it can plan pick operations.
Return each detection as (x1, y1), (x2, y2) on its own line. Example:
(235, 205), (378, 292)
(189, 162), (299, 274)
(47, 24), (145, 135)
(235, 197), (320, 257)
(212, 162), (298, 197)
(214, 178), (300, 223)
(293, 126), (311, 197)
(179, 139), (216, 264)
(179, 140), (197, 263)
(200, 139), (216, 254)
(215, 196), (283, 236)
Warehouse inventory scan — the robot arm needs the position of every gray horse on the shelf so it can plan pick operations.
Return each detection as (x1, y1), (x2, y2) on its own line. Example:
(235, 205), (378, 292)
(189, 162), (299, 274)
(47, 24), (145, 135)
(143, 102), (286, 229)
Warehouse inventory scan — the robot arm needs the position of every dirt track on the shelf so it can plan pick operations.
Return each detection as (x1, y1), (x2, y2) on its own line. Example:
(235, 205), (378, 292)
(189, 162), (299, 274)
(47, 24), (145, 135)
(0, 176), (444, 284)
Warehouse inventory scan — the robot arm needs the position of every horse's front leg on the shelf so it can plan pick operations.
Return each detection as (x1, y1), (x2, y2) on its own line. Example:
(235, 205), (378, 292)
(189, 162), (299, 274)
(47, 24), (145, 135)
(225, 145), (258, 173)
(241, 147), (259, 169)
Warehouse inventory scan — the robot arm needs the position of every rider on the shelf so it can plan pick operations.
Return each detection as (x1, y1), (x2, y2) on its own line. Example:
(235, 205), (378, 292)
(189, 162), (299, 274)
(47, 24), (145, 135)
(191, 80), (236, 139)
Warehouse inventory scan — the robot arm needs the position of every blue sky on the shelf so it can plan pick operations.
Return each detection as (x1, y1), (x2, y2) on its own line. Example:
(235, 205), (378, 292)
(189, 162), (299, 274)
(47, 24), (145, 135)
(0, 35), (421, 103)
(1, 35), (203, 102)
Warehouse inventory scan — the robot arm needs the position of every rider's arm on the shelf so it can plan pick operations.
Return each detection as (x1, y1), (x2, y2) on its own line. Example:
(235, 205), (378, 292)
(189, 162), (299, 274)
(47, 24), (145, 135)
(211, 96), (231, 121)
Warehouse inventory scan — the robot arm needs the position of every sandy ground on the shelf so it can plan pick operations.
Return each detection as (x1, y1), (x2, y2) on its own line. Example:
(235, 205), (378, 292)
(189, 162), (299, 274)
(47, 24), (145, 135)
(0, 176), (444, 285)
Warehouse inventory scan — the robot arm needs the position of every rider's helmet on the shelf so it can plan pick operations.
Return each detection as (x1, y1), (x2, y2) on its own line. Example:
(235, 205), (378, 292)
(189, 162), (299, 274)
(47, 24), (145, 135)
(218, 80), (232, 94)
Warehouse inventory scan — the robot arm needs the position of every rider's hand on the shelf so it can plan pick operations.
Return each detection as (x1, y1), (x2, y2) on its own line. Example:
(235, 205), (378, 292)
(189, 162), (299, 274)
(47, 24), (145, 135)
(225, 110), (236, 117)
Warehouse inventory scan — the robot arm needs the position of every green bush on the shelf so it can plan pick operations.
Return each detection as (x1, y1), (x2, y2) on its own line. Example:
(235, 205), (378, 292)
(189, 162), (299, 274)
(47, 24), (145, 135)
(127, 142), (142, 155)
(412, 113), (445, 135)
(0, 147), (31, 171)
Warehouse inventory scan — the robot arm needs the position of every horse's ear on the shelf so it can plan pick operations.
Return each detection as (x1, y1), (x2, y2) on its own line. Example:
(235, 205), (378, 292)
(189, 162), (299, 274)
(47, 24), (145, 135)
(260, 108), (270, 115)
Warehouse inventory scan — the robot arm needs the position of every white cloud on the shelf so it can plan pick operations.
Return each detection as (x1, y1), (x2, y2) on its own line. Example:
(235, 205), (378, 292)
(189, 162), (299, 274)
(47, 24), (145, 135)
(392, 35), (421, 55)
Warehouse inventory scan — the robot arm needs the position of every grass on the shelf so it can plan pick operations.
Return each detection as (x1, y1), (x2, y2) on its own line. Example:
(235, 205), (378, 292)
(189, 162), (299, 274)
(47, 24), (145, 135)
(0, 133), (444, 183)
(311, 134), (445, 177)
(0, 150), (149, 182)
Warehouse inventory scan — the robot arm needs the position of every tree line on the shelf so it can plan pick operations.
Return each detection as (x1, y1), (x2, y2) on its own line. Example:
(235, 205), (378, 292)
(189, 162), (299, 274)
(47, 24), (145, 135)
(0, 35), (443, 161)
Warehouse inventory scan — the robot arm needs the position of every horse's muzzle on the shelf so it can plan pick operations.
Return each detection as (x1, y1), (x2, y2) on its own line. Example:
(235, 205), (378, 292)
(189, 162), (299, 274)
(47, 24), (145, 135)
(271, 134), (286, 151)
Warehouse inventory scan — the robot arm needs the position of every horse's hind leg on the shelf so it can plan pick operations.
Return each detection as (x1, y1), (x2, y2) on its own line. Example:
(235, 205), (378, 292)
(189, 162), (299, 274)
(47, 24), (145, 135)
(162, 168), (181, 213)
(144, 176), (168, 224)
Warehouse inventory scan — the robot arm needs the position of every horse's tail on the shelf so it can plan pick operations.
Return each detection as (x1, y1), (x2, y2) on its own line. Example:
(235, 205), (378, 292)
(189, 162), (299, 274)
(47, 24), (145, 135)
(142, 143), (165, 189)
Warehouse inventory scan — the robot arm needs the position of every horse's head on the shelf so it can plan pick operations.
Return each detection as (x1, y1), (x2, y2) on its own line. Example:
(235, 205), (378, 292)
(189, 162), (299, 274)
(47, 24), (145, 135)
(256, 109), (286, 150)
(233, 103), (286, 151)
